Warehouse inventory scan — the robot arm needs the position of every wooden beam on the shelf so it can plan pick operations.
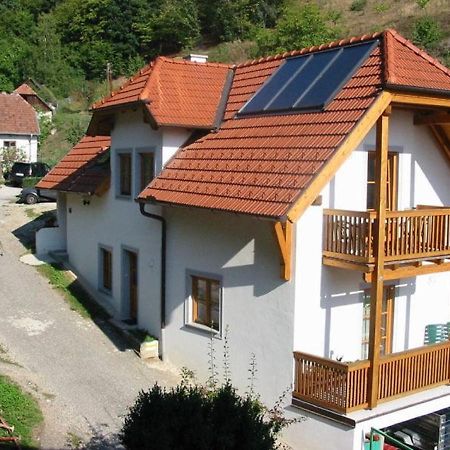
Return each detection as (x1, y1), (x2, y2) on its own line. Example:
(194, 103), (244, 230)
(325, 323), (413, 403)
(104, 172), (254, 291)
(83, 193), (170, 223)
(286, 92), (393, 223)
(274, 221), (293, 281)
(414, 112), (450, 126)
(364, 261), (450, 282)
(368, 108), (390, 409)
(322, 256), (373, 273)
(391, 93), (450, 109)
(428, 125), (450, 163)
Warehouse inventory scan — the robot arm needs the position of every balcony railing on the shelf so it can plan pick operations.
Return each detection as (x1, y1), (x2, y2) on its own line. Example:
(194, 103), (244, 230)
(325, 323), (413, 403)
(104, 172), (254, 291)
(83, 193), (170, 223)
(323, 207), (450, 264)
(293, 341), (450, 414)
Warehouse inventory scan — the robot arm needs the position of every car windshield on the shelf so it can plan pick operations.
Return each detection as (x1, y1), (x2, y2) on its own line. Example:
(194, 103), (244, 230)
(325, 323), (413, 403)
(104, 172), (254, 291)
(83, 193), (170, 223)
(12, 163), (30, 172)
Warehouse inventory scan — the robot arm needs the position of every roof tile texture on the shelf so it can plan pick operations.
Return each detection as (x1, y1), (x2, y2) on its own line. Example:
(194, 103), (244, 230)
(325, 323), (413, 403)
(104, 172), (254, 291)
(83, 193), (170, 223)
(92, 58), (231, 129)
(0, 93), (39, 135)
(385, 30), (450, 91)
(139, 44), (383, 218)
(139, 31), (450, 218)
(37, 136), (111, 194)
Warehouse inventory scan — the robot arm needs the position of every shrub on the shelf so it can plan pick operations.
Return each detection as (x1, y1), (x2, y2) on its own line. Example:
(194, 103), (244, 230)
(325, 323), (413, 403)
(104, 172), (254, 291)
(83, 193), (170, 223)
(121, 328), (297, 450)
(22, 177), (42, 188)
(416, 0), (430, 9)
(412, 16), (443, 51)
(0, 146), (26, 176)
(120, 383), (285, 450)
(350, 0), (367, 12)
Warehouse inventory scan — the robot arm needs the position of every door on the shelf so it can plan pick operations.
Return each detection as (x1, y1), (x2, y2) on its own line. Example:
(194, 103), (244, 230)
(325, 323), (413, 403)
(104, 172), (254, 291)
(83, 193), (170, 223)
(126, 250), (138, 322)
(367, 152), (398, 211)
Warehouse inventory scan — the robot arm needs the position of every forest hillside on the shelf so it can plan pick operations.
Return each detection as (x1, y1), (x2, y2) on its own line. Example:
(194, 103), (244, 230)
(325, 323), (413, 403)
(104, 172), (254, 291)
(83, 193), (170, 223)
(1, 0), (448, 164)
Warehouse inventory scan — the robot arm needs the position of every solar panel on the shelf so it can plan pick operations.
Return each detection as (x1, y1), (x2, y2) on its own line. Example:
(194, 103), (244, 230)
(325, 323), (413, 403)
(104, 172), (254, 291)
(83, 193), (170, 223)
(238, 40), (378, 116)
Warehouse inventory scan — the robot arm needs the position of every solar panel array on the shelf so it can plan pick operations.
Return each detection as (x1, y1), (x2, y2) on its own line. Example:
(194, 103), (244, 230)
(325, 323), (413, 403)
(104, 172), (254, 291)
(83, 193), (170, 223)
(238, 40), (378, 116)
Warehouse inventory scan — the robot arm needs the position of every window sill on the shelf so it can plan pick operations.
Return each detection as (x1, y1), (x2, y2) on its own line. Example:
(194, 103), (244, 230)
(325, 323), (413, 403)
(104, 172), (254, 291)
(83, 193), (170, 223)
(184, 322), (221, 338)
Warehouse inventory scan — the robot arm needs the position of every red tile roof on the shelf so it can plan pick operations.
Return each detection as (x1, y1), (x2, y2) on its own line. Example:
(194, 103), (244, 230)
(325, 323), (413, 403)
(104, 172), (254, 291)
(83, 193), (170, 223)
(138, 30), (450, 219)
(37, 136), (111, 194)
(384, 29), (450, 91)
(92, 57), (231, 129)
(14, 83), (38, 96)
(0, 93), (39, 135)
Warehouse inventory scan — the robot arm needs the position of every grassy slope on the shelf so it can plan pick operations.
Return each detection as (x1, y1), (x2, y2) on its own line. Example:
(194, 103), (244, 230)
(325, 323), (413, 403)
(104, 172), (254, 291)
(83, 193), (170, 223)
(0, 375), (43, 448)
(315, 0), (450, 38)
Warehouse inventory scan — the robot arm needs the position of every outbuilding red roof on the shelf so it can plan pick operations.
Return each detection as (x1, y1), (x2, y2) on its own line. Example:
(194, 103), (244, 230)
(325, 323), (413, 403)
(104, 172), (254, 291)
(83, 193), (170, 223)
(0, 93), (39, 135)
(37, 136), (111, 194)
(14, 83), (38, 96)
(138, 30), (450, 218)
(92, 57), (232, 129)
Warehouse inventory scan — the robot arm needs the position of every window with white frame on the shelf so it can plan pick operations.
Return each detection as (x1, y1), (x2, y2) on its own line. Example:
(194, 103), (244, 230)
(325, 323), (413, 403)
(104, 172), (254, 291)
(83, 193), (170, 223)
(3, 141), (16, 148)
(190, 275), (221, 332)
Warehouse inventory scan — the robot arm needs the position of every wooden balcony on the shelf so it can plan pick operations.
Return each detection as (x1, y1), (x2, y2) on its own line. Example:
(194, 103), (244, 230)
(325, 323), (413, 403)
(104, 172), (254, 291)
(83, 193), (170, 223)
(293, 341), (450, 414)
(323, 207), (450, 278)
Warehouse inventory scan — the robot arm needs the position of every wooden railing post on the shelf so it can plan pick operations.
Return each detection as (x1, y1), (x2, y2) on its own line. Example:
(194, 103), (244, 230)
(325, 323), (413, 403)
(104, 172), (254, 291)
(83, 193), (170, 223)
(368, 107), (391, 409)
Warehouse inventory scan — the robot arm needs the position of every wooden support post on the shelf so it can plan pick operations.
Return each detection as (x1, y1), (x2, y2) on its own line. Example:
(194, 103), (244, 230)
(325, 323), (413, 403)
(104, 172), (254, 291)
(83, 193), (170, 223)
(274, 221), (293, 281)
(367, 107), (390, 409)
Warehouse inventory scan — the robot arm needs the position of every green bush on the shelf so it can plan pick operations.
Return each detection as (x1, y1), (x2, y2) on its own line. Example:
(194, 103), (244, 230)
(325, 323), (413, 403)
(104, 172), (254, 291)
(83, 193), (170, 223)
(350, 0), (367, 12)
(412, 16), (443, 50)
(22, 177), (42, 188)
(121, 383), (285, 450)
(255, 3), (338, 56)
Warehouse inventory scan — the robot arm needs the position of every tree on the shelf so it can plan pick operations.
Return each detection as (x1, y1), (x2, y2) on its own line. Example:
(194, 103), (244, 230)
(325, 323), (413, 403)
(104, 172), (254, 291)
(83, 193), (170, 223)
(255, 3), (338, 56)
(135, 0), (201, 59)
(23, 13), (84, 97)
(197, 0), (285, 43)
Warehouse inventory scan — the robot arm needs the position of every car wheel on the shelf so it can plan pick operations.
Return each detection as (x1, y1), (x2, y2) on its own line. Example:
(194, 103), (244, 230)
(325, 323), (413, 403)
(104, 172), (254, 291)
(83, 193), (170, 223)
(25, 193), (38, 205)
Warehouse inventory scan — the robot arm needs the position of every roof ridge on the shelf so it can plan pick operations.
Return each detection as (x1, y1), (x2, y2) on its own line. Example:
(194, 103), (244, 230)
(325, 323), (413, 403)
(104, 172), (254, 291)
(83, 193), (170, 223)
(385, 28), (450, 80)
(236, 31), (383, 68)
(91, 60), (156, 109)
(158, 56), (232, 69)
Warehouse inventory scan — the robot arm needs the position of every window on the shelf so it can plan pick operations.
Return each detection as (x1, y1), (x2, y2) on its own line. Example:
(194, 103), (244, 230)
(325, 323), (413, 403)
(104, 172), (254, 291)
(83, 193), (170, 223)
(366, 152), (398, 211)
(191, 276), (221, 331)
(100, 247), (112, 292)
(3, 141), (16, 148)
(140, 153), (154, 190)
(119, 153), (132, 196)
(361, 286), (395, 359)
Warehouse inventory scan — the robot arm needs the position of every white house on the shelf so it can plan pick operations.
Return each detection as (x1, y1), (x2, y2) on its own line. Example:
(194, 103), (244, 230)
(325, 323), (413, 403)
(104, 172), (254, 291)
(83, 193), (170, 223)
(38, 30), (450, 449)
(0, 92), (39, 162)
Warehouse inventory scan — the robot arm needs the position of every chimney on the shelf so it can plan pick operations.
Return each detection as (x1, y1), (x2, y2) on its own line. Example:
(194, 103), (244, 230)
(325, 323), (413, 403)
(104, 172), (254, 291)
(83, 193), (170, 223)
(184, 54), (208, 64)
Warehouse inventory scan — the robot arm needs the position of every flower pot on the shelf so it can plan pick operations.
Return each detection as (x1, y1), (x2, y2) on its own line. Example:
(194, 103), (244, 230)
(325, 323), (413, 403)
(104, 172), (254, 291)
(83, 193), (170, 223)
(140, 340), (159, 359)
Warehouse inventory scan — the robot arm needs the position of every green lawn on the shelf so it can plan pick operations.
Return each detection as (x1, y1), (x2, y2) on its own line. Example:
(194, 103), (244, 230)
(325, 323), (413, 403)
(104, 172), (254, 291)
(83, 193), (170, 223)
(0, 375), (43, 448)
(37, 263), (110, 320)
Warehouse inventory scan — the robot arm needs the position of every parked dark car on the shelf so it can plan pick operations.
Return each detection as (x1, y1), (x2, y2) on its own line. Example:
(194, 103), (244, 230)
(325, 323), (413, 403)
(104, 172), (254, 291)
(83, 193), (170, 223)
(18, 186), (56, 205)
(8, 162), (50, 186)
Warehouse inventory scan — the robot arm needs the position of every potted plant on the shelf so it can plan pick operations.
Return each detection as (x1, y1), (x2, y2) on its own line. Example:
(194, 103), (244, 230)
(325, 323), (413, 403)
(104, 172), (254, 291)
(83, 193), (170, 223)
(139, 334), (159, 359)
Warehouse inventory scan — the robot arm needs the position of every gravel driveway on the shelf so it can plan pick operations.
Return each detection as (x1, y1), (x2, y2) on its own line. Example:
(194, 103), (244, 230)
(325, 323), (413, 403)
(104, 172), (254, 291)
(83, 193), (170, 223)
(0, 185), (179, 449)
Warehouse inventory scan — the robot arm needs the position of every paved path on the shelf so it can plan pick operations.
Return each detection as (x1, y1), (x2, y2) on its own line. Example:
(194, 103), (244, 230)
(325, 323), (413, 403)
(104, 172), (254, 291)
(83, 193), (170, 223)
(0, 185), (179, 449)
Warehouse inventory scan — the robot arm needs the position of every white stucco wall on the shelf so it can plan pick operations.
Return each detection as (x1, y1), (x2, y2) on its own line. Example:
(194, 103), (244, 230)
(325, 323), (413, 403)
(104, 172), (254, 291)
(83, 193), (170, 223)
(294, 108), (450, 362)
(64, 109), (191, 337)
(0, 134), (38, 162)
(163, 208), (296, 406)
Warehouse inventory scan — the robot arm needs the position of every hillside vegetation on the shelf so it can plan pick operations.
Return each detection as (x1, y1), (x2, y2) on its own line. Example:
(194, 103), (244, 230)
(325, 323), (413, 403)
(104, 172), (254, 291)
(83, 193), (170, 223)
(0, 0), (447, 165)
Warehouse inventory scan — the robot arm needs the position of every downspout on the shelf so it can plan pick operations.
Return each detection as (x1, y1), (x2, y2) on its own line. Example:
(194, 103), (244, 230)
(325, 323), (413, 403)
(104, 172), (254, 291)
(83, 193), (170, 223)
(139, 202), (166, 359)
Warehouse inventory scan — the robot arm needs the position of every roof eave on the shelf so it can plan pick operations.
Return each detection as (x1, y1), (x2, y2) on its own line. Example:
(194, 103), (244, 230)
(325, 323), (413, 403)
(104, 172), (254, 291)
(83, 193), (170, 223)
(0, 131), (39, 136)
(135, 196), (281, 221)
(386, 83), (450, 99)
